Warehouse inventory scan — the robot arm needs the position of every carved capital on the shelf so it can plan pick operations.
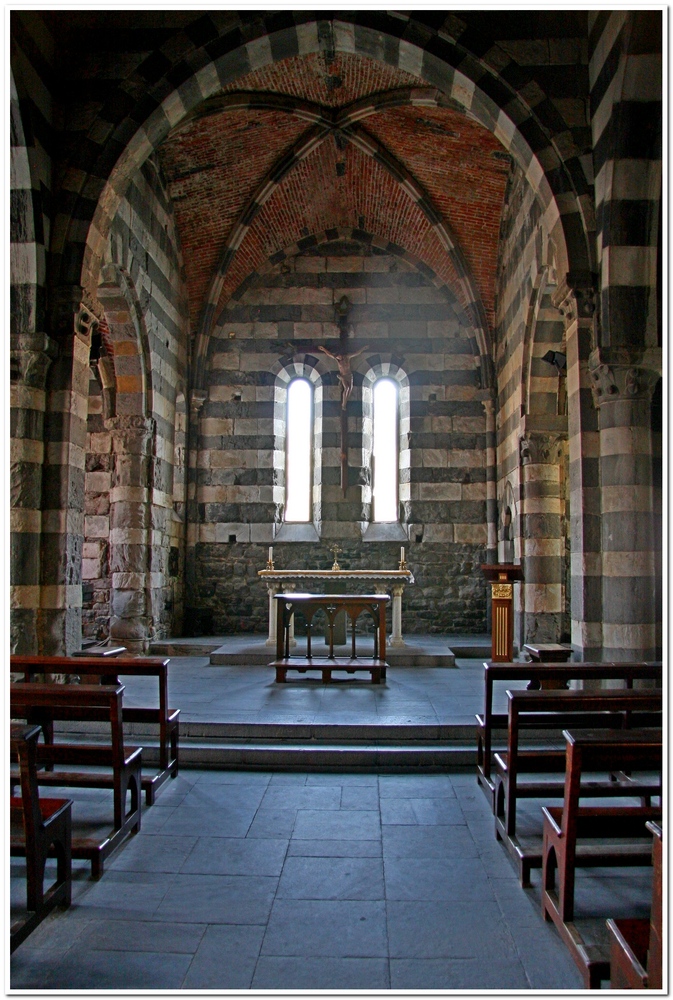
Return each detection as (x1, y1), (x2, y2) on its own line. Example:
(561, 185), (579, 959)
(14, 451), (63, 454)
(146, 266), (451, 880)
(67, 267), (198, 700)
(552, 272), (597, 323)
(588, 348), (661, 407)
(51, 286), (103, 342)
(520, 431), (565, 465)
(105, 415), (155, 453)
(10, 333), (58, 388)
(190, 389), (208, 416)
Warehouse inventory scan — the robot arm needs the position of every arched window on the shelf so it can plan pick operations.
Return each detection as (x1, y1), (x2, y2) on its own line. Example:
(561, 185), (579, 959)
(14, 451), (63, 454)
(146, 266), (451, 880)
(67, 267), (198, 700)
(284, 377), (313, 522)
(372, 378), (399, 522)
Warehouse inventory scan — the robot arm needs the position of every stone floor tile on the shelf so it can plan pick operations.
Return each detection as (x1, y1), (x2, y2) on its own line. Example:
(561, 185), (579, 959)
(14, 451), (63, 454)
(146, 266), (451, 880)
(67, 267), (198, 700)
(277, 856), (384, 900)
(153, 873), (277, 925)
(180, 836), (288, 876)
(15, 949), (192, 990)
(107, 833), (198, 873)
(293, 808), (381, 840)
(378, 774), (456, 798)
(262, 899), (388, 957)
(305, 773), (379, 785)
(287, 838), (382, 858)
(181, 924), (265, 990)
(382, 825), (477, 859)
(384, 857), (495, 901)
(339, 784), (380, 810)
(390, 957), (530, 990)
(252, 956), (390, 990)
(246, 807), (297, 838)
(195, 770), (273, 785)
(268, 773), (309, 785)
(260, 785), (342, 811)
(75, 918), (206, 953)
(387, 900), (517, 959)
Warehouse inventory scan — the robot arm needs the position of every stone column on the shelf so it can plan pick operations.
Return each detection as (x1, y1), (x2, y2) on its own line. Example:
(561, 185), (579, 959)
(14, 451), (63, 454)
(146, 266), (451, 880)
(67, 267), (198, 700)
(482, 399), (498, 562)
(185, 390), (206, 621)
(588, 348), (661, 661)
(106, 415), (155, 652)
(266, 582), (278, 647)
(389, 584), (405, 647)
(38, 296), (98, 654)
(519, 428), (567, 643)
(10, 333), (57, 652)
(553, 276), (601, 659)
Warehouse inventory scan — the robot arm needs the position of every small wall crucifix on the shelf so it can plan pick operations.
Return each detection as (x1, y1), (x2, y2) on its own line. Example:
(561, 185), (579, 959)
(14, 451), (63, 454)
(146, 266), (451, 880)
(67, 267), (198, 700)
(318, 296), (367, 495)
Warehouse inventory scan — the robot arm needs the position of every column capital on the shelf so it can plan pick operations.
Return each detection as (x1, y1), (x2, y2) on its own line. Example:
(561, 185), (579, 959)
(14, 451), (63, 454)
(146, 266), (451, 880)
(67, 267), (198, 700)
(587, 347), (662, 407)
(105, 415), (155, 453)
(190, 389), (207, 416)
(51, 285), (103, 342)
(519, 430), (565, 465)
(552, 272), (597, 322)
(10, 333), (58, 389)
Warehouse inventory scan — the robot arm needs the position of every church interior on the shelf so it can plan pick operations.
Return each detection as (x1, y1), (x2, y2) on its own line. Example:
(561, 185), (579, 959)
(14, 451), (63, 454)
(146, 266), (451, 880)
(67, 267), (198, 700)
(10, 9), (663, 992)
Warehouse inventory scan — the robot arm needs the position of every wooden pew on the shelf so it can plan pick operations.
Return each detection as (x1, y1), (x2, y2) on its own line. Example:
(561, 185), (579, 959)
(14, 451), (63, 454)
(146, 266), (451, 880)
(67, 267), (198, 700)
(10, 724), (72, 952)
(11, 683), (142, 878)
(477, 661), (662, 806)
(541, 730), (662, 989)
(11, 654), (179, 805)
(492, 688), (662, 884)
(606, 820), (662, 989)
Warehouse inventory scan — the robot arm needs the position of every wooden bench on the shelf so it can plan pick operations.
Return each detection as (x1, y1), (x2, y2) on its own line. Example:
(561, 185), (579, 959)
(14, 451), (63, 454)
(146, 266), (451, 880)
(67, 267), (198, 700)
(477, 661), (662, 806)
(11, 682), (142, 878)
(492, 688), (662, 884)
(541, 730), (662, 988)
(11, 654), (179, 805)
(270, 593), (389, 683)
(10, 724), (72, 952)
(605, 821), (662, 989)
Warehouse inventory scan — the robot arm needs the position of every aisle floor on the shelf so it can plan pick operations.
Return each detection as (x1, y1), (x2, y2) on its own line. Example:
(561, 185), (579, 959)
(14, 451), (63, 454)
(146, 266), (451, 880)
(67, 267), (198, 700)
(11, 769), (593, 991)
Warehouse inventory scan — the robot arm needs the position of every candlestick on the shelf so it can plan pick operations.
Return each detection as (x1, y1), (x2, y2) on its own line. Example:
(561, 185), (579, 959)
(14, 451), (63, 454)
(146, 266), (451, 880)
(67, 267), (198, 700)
(400, 547), (405, 562)
(269, 547), (273, 562)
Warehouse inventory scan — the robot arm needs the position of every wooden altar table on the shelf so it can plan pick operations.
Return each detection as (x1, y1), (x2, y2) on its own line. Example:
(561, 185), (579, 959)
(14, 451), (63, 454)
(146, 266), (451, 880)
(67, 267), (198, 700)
(270, 593), (390, 683)
(258, 568), (414, 648)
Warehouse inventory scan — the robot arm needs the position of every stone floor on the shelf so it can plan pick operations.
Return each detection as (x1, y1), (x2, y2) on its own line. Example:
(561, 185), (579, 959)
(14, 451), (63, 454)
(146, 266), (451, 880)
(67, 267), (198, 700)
(119, 650), (514, 726)
(12, 769), (600, 991)
(10, 649), (652, 991)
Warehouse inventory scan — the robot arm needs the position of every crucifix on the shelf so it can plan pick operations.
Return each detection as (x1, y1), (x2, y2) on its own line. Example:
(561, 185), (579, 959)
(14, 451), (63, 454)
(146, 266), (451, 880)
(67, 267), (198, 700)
(318, 296), (367, 496)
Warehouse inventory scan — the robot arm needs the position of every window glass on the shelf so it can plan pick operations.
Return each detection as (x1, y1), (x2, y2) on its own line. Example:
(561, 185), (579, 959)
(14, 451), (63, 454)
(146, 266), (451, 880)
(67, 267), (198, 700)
(285, 378), (312, 522)
(372, 378), (398, 522)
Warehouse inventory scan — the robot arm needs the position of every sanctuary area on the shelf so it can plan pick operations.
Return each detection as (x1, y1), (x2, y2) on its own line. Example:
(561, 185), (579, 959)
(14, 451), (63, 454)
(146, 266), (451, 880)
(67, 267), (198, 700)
(9, 9), (663, 993)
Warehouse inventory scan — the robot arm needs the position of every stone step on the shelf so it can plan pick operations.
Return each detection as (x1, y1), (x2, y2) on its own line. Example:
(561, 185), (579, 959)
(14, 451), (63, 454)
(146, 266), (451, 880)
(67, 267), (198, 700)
(49, 721), (478, 771)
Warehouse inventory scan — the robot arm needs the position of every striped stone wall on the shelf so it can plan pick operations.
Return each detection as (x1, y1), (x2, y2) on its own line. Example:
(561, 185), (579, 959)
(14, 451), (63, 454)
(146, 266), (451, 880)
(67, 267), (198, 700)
(494, 164), (572, 649)
(10, 15), (55, 652)
(190, 239), (490, 634)
(587, 11), (662, 660)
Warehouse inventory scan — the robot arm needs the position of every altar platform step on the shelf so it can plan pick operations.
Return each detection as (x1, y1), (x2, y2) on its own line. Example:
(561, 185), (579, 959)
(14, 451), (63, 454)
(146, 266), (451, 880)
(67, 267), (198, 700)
(52, 720), (477, 771)
(178, 722), (476, 770)
(149, 634), (496, 666)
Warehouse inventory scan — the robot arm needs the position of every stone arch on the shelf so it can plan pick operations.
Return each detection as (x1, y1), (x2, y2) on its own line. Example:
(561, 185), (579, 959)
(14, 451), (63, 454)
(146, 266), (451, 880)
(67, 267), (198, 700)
(62, 15), (591, 317)
(96, 264), (152, 419)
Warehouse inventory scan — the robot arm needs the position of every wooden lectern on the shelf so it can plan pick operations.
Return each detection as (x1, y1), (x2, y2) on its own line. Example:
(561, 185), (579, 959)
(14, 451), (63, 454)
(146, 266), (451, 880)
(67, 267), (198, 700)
(481, 563), (524, 662)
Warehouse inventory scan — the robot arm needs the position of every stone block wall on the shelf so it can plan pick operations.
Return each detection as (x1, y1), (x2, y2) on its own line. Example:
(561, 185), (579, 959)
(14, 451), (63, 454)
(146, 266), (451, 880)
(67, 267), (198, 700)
(190, 238), (491, 634)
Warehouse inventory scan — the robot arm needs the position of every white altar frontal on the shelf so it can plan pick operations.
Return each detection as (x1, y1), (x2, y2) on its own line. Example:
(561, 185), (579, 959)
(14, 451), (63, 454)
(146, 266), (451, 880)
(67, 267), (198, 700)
(257, 567), (415, 648)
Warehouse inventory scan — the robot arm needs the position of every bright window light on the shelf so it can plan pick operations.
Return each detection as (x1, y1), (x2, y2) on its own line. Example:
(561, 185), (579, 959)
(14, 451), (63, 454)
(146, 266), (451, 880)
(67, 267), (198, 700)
(285, 378), (312, 522)
(373, 378), (398, 522)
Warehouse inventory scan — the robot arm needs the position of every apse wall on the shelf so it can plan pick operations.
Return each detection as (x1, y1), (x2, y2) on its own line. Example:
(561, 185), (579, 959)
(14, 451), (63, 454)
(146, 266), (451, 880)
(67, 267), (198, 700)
(190, 240), (491, 635)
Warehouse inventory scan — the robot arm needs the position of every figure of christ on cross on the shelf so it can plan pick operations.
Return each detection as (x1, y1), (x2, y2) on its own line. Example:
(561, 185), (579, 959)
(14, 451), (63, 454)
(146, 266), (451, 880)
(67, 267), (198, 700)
(318, 343), (369, 409)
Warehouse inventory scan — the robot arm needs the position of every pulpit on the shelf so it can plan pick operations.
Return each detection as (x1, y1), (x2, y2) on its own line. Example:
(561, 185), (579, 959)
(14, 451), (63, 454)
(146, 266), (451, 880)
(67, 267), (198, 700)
(481, 563), (524, 662)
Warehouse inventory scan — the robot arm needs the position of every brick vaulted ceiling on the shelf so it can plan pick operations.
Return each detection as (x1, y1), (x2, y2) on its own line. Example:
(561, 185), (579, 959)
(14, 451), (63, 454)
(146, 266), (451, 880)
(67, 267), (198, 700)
(154, 52), (510, 337)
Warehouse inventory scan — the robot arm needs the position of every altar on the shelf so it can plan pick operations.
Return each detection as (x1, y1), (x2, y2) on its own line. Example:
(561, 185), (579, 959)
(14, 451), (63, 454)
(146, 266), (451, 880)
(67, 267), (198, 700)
(257, 567), (415, 647)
